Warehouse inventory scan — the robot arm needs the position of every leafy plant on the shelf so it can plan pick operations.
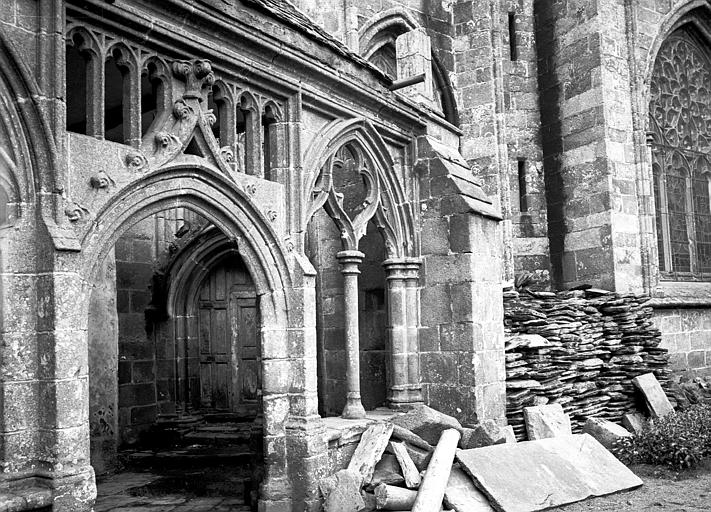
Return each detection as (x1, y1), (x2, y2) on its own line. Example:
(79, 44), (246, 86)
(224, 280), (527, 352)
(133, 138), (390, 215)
(612, 404), (711, 470)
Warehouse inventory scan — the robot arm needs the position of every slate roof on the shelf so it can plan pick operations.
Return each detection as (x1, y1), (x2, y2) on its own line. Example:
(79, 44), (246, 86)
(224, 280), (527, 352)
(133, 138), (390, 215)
(240, 0), (392, 83)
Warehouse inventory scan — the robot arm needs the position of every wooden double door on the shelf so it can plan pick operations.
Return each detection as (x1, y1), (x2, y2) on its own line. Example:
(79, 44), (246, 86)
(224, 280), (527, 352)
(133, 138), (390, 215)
(196, 258), (260, 414)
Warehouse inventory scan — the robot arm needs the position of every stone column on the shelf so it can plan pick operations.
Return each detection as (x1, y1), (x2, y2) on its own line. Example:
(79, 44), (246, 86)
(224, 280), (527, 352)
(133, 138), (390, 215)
(337, 250), (366, 419)
(395, 29), (434, 107)
(404, 259), (424, 405)
(384, 259), (423, 409)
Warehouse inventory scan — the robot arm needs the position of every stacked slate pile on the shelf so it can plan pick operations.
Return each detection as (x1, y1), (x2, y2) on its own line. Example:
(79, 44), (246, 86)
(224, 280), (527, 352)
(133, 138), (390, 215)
(503, 287), (672, 440)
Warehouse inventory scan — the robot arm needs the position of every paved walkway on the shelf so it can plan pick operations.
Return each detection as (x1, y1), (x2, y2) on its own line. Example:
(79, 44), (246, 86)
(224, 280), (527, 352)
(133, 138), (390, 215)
(95, 472), (253, 512)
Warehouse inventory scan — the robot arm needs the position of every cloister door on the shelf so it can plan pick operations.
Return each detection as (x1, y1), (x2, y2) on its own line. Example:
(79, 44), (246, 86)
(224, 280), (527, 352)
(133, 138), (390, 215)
(197, 259), (259, 413)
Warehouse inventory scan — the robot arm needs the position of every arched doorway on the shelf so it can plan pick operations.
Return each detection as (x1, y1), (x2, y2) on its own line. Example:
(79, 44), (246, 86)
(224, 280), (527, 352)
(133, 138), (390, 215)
(80, 166), (303, 511)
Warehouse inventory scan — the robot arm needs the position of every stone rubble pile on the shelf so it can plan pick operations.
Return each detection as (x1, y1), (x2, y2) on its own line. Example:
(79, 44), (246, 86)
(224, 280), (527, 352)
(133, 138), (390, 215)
(320, 405), (507, 512)
(504, 287), (672, 440)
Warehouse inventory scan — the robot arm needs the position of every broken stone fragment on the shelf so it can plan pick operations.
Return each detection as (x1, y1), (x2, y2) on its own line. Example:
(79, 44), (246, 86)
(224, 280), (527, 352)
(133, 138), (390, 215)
(523, 403), (572, 440)
(390, 404), (462, 445)
(505, 334), (550, 351)
(459, 420), (507, 449)
(582, 417), (632, 450)
(369, 453), (405, 487)
(622, 412), (647, 434)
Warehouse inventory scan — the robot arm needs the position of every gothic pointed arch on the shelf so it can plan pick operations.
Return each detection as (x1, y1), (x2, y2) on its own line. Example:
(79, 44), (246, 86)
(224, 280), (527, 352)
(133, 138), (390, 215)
(303, 118), (416, 258)
(648, 22), (711, 279)
(358, 9), (458, 125)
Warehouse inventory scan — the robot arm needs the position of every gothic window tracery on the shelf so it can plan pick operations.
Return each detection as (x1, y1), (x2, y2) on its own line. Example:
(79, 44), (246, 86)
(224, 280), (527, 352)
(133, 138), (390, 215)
(649, 27), (711, 279)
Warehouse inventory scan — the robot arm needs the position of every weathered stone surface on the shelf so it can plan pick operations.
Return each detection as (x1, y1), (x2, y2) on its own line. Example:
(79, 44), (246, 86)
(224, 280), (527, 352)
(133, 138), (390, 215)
(444, 465), (494, 512)
(523, 404), (572, 440)
(457, 434), (643, 512)
(319, 469), (365, 512)
(370, 454), (404, 487)
(390, 405), (462, 445)
(347, 422), (394, 483)
(504, 334), (550, 351)
(501, 425), (516, 443)
(582, 418), (632, 450)
(460, 420), (507, 449)
(632, 373), (674, 419)
(622, 412), (647, 434)
(389, 441), (421, 489)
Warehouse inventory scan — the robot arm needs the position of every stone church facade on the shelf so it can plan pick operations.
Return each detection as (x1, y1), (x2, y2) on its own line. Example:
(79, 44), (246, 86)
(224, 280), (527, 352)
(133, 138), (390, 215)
(0, 0), (708, 510)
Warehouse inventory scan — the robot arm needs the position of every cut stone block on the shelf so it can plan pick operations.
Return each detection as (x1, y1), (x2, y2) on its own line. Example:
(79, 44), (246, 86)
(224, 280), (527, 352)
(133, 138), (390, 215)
(391, 405), (462, 445)
(319, 469), (365, 512)
(582, 418), (632, 450)
(632, 373), (674, 419)
(523, 403), (571, 440)
(444, 465), (494, 512)
(457, 434), (643, 512)
(460, 420), (507, 449)
(622, 412), (647, 434)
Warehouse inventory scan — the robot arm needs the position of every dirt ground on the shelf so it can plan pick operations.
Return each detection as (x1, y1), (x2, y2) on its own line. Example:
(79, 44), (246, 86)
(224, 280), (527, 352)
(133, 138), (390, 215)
(557, 461), (711, 511)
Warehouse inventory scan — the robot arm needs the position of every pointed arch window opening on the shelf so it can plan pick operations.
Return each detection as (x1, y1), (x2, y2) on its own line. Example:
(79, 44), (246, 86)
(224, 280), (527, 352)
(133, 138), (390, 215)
(649, 26), (711, 281)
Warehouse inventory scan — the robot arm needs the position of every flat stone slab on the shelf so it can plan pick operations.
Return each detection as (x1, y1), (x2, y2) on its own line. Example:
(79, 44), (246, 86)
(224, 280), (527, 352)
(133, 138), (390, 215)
(632, 372), (674, 419)
(444, 465), (494, 512)
(523, 403), (572, 440)
(456, 434), (643, 512)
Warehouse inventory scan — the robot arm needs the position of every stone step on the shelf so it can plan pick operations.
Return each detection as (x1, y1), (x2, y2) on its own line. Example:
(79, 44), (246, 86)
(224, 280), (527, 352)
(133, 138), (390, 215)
(126, 446), (254, 469)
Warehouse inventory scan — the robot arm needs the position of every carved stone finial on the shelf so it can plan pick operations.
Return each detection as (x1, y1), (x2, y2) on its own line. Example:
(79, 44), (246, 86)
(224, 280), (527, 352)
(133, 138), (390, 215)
(155, 131), (180, 149)
(172, 59), (215, 101)
(203, 109), (217, 126)
(89, 171), (114, 189)
(125, 150), (149, 173)
(220, 146), (234, 163)
(172, 99), (193, 120)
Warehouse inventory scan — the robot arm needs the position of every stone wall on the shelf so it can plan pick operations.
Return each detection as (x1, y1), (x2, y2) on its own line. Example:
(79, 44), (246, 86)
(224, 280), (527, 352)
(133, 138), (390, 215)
(88, 252), (119, 475)
(115, 217), (158, 445)
(654, 307), (711, 377)
(417, 137), (506, 425)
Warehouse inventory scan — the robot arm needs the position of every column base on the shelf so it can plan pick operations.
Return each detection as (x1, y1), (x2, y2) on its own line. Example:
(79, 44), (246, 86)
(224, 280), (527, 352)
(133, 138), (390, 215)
(341, 394), (366, 419)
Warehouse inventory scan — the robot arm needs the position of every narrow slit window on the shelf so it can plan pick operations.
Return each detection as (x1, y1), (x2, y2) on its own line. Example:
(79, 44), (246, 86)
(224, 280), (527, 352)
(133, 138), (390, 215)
(140, 63), (163, 136)
(508, 12), (518, 61)
(262, 106), (277, 181)
(235, 108), (247, 173)
(517, 159), (528, 212)
(66, 43), (88, 134)
(104, 50), (127, 143)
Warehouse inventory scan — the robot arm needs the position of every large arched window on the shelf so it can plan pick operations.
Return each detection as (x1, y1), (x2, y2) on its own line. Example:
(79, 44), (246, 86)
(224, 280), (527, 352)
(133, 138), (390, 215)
(649, 26), (711, 280)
